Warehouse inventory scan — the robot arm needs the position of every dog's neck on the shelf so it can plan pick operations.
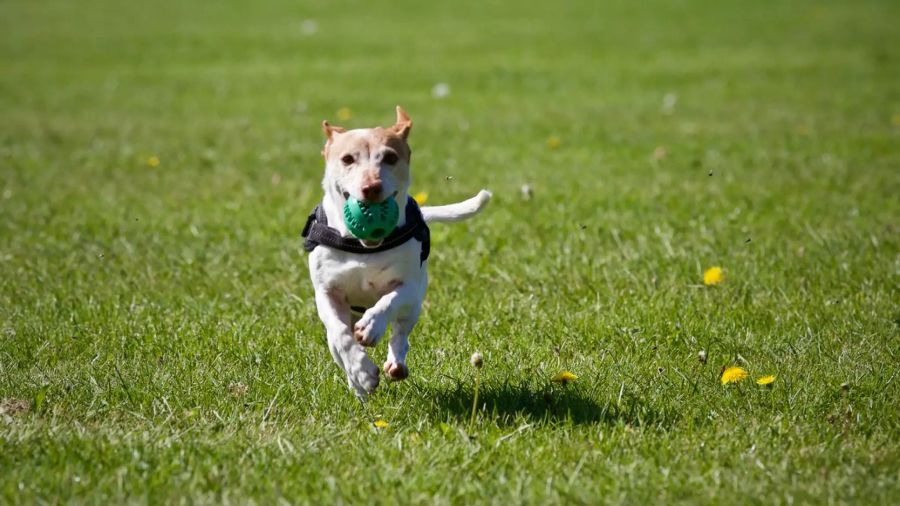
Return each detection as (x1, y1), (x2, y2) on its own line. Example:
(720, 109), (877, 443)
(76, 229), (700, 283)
(321, 188), (410, 240)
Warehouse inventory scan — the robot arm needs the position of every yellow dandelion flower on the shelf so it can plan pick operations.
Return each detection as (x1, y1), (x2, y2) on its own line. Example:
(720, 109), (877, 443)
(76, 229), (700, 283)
(756, 375), (776, 386)
(413, 191), (428, 205)
(147, 155), (160, 168)
(703, 266), (723, 286)
(720, 366), (748, 385)
(892, 114), (900, 126)
(546, 136), (561, 149)
(337, 107), (353, 121)
(551, 371), (578, 384)
(373, 419), (389, 428)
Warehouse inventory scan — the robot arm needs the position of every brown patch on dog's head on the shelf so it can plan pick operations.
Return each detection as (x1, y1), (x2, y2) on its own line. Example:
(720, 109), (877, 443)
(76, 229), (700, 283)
(320, 107), (413, 163)
(366, 127), (412, 162)
(319, 107), (415, 204)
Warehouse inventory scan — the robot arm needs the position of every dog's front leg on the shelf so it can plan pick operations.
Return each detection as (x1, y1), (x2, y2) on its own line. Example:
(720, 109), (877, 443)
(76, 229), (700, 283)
(353, 283), (423, 381)
(314, 289), (380, 399)
(353, 282), (418, 347)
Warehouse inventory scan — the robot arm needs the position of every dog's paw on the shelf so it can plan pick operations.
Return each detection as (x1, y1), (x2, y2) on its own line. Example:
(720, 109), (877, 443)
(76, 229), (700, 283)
(383, 361), (409, 381)
(353, 311), (388, 347)
(348, 358), (380, 398)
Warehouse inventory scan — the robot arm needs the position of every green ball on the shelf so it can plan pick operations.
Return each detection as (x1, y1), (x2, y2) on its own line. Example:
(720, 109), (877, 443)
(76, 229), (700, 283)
(343, 197), (399, 241)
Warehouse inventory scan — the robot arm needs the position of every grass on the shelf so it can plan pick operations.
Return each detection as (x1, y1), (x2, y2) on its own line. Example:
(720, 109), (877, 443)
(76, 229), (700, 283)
(1, 0), (899, 503)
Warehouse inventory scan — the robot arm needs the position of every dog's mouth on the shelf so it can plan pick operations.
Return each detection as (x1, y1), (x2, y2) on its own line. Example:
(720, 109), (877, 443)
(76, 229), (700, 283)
(360, 190), (399, 248)
(338, 185), (398, 204)
(335, 185), (398, 248)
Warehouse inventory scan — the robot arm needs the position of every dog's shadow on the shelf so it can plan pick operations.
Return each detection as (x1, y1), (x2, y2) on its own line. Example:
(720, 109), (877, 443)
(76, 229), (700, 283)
(411, 378), (671, 427)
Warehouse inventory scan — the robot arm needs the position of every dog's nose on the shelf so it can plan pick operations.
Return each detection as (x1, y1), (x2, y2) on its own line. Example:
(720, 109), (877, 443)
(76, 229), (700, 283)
(361, 182), (383, 201)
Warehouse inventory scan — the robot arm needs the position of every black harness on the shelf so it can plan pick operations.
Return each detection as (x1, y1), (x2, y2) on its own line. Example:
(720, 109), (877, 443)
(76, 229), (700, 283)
(302, 196), (430, 264)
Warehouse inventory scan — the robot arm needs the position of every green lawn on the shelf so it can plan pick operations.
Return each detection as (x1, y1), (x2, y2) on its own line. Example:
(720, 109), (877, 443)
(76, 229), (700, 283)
(1, 0), (899, 503)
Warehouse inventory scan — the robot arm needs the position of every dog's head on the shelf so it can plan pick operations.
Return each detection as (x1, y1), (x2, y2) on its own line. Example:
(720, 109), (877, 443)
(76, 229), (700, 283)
(320, 106), (413, 209)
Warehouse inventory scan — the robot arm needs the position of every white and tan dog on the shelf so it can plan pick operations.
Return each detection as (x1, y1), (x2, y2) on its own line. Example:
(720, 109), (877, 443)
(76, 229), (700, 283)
(305, 106), (491, 399)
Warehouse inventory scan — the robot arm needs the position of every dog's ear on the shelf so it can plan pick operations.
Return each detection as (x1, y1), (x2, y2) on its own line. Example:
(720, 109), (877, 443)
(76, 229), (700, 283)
(391, 106), (412, 139)
(322, 120), (346, 140)
(321, 120), (346, 157)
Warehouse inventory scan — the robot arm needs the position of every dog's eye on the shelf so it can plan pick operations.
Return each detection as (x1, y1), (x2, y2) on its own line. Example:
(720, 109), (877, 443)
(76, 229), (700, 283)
(381, 151), (399, 165)
(341, 154), (355, 165)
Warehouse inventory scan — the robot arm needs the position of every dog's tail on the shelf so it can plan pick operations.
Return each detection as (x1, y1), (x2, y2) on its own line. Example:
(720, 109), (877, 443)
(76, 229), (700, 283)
(420, 189), (492, 223)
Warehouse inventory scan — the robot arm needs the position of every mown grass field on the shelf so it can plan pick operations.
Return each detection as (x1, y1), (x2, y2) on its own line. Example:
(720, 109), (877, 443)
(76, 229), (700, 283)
(1, 0), (899, 503)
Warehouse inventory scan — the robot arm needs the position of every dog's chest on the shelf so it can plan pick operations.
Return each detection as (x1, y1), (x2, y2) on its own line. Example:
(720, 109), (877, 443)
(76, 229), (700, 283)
(309, 240), (424, 306)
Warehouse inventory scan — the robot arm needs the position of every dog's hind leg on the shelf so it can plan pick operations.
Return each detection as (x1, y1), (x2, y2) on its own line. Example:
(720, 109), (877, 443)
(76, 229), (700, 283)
(315, 290), (380, 398)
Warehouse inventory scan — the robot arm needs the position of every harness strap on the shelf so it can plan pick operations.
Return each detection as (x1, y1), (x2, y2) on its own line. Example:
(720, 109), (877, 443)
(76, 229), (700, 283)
(302, 196), (430, 264)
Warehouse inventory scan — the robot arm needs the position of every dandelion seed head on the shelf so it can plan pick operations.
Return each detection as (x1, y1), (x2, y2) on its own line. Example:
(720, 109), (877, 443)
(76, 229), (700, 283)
(521, 183), (533, 200)
(431, 83), (450, 99)
(299, 19), (318, 36)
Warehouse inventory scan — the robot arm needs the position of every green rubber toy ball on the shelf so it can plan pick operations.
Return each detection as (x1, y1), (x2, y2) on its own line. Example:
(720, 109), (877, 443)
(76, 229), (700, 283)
(343, 197), (399, 241)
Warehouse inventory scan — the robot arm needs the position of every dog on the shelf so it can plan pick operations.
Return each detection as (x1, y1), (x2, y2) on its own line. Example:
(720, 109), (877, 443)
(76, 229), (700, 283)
(302, 106), (491, 399)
